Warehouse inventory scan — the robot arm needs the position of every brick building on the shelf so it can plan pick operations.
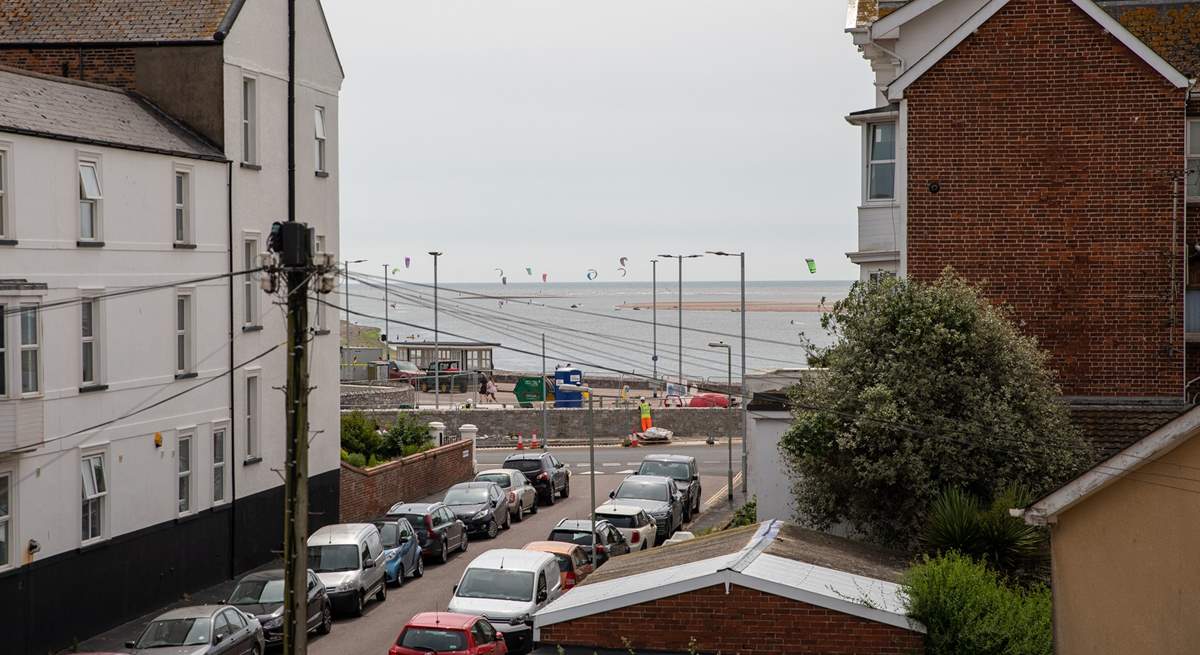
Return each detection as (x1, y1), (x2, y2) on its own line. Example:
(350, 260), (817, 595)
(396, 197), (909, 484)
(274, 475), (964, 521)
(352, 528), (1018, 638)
(532, 521), (925, 655)
(844, 0), (1200, 422)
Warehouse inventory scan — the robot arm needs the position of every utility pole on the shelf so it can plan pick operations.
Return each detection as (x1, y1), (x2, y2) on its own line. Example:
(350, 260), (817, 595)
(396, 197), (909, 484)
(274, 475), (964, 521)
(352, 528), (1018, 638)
(542, 333), (548, 441)
(658, 254), (701, 389)
(383, 264), (390, 361)
(651, 259), (658, 398)
(429, 251), (443, 408)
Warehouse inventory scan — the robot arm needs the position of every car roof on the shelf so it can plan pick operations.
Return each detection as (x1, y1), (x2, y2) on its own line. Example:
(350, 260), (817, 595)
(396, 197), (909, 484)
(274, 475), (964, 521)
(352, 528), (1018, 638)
(407, 612), (477, 629)
(620, 474), (674, 485)
(388, 502), (439, 515)
(524, 541), (583, 556)
(554, 519), (611, 531)
(308, 523), (377, 544)
(450, 481), (498, 490)
(467, 548), (555, 571)
(594, 503), (643, 516)
(477, 468), (519, 478)
(642, 453), (694, 463)
(154, 605), (225, 620)
(504, 452), (546, 460)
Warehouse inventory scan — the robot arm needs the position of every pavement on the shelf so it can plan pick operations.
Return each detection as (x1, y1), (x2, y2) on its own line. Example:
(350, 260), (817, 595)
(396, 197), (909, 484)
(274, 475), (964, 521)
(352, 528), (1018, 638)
(75, 442), (743, 655)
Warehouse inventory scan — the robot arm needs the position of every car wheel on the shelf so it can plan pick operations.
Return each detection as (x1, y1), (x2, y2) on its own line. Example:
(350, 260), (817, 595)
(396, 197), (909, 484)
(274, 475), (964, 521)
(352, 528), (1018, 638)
(514, 502), (524, 523)
(317, 601), (332, 635)
(353, 592), (365, 617)
(683, 505), (692, 523)
(560, 479), (570, 498)
(461, 532), (470, 552)
(394, 566), (404, 587)
(438, 542), (449, 564)
(544, 489), (556, 506)
(503, 509), (511, 530)
(414, 555), (425, 578)
(376, 579), (387, 602)
(487, 519), (499, 539)
(530, 497), (539, 514)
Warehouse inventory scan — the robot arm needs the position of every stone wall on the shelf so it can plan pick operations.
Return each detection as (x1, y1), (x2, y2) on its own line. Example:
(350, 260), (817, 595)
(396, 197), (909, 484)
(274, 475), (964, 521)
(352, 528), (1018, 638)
(339, 439), (475, 522)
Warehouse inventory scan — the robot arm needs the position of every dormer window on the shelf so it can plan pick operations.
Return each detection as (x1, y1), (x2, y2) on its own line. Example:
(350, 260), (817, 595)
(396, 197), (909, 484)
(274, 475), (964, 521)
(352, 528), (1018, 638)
(867, 123), (895, 201)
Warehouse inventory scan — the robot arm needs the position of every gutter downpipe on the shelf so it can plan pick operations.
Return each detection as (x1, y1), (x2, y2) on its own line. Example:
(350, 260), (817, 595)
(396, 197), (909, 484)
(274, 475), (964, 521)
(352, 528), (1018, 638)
(226, 159), (237, 579)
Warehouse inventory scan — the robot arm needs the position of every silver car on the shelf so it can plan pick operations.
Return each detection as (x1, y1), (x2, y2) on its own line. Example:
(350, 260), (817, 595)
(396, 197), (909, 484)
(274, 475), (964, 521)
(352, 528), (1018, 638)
(125, 604), (264, 655)
(475, 468), (538, 522)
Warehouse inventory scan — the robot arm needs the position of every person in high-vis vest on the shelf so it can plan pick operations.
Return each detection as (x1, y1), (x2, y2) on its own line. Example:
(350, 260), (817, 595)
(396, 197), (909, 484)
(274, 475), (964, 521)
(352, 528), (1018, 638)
(639, 397), (653, 432)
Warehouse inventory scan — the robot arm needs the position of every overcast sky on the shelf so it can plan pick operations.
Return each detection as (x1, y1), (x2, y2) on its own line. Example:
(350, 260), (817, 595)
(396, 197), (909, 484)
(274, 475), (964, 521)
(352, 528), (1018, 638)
(322, 1), (873, 283)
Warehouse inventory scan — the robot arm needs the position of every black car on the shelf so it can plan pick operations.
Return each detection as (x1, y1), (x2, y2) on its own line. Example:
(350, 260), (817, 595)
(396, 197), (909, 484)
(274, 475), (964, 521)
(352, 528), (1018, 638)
(387, 501), (469, 564)
(227, 568), (332, 646)
(443, 481), (510, 539)
(549, 519), (631, 567)
(637, 454), (702, 521)
(609, 475), (685, 545)
(502, 452), (570, 505)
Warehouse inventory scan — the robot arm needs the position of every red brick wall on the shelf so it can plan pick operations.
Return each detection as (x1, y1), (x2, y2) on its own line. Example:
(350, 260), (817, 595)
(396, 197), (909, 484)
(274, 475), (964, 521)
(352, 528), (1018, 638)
(538, 584), (923, 655)
(0, 47), (137, 89)
(339, 439), (476, 522)
(904, 0), (1187, 397)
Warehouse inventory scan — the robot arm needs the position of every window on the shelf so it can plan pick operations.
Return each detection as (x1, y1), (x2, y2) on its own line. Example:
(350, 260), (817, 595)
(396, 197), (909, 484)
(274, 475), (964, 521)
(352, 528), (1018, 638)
(176, 294), (192, 374)
(242, 78), (257, 164)
(0, 304), (6, 396)
(1189, 120), (1200, 199)
(0, 472), (9, 567)
(244, 238), (259, 326)
(867, 122), (896, 201)
(178, 434), (192, 514)
(78, 161), (102, 240)
(19, 305), (38, 394)
(81, 453), (106, 542)
(245, 374), (259, 459)
(213, 428), (226, 503)
(81, 298), (99, 386)
(174, 171), (189, 243)
(0, 150), (8, 238)
(314, 106), (327, 173)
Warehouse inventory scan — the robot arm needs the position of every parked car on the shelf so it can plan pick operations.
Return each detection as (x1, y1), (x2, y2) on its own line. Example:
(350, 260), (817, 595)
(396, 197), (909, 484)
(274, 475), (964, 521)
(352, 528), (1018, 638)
(388, 612), (508, 655)
(387, 360), (423, 383)
(594, 503), (658, 551)
(306, 523), (388, 616)
(476, 468), (538, 522)
(523, 541), (594, 590)
(502, 452), (570, 505)
(448, 549), (563, 654)
(388, 501), (469, 564)
(608, 475), (684, 545)
(637, 453), (702, 521)
(688, 392), (731, 408)
(444, 481), (510, 538)
(370, 516), (425, 585)
(421, 360), (468, 392)
(125, 605), (264, 655)
(548, 518), (631, 567)
(226, 569), (332, 646)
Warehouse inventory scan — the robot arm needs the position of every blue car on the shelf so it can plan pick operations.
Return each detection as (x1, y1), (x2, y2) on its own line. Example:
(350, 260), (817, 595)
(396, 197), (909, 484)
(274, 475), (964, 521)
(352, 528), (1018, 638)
(370, 516), (424, 586)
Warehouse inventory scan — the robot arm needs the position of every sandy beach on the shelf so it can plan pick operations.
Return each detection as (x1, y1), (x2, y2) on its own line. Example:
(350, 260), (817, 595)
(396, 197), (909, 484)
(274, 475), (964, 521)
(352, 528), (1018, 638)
(616, 301), (829, 312)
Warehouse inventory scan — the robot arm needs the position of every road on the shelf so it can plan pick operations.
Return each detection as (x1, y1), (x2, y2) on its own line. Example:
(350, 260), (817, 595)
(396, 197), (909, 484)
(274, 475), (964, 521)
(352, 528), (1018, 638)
(308, 442), (741, 654)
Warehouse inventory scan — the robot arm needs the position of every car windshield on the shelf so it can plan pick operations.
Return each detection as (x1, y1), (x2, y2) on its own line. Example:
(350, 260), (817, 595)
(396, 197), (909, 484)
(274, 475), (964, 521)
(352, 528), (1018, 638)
(395, 362), (420, 372)
(549, 529), (593, 547)
(597, 513), (636, 528)
(616, 479), (668, 502)
(398, 627), (468, 651)
(229, 579), (284, 604)
(638, 461), (691, 481)
(307, 544), (359, 572)
(455, 568), (534, 602)
(504, 459), (542, 473)
(553, 553), (573, 572)
(395, 514), (430, 539)
(477, 473), (511, 488)
(375, 522), (400, 548)
(445, 488), (489, 505)
(135, 618), (212, 648)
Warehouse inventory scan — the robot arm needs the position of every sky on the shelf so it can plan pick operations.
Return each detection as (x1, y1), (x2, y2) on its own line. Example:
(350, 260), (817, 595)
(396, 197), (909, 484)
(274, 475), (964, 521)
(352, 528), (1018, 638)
(322, 1), (873, 283)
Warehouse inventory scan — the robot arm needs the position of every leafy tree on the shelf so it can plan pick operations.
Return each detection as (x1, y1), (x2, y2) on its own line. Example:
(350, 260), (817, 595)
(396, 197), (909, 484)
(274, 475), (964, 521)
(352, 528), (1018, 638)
(923, 487), (1048, 583)
(780, 271), (1091, 546)
(382, 412), (433, 457)
(340, 411), (382, 458)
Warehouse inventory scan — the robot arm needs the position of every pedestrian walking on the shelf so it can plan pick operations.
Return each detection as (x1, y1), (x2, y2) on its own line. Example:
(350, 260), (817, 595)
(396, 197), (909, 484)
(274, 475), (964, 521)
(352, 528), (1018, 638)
(485, 376), (499, 403)
(639, 396), (653, 432)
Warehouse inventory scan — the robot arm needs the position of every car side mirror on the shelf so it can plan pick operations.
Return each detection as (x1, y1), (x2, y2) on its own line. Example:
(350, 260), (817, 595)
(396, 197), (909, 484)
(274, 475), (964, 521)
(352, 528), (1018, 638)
(608, 490), (615, 499)
(453, 584), (459, 594)
(692, 474), (699, 481)
(363, 558), (376, 569)
(537, 590), (548, 603)
(125, 642), (136, 649)
(214, 633), (226, 645)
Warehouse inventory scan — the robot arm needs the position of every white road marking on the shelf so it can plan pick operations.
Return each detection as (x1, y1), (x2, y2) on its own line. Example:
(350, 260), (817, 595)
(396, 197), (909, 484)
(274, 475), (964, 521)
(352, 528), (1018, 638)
(701, 471), (744, 511)
(601, 463), (620, 467)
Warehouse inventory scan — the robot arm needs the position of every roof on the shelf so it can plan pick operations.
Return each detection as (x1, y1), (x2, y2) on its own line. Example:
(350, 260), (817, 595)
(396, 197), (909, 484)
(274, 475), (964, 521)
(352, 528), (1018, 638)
(400, 341), (500, 348)
(407, 612), (477, 629)
(594, 503), (645, 516)
(308, 522), (375, 543)
(641, 453), (694, 463)
(1023, 404), (1200, 525)
(554, 519), (612, 531)
(535, 521), (922, 636)
(388, 502), (439, 514)
(504, 452), (548, 460)
(1101, 0), (1200, 79)
(0, 0), (241, 45)
(848, 0), (910, 29)
(468, 548), (555, 570)
(524, 541), (583, 556)
(450, 481), (497, 490)
(0, 67), (224, 160)
(155, 605), (224, 620)
(239, 569), (285, 582)
(1069, 399), (1192, 461)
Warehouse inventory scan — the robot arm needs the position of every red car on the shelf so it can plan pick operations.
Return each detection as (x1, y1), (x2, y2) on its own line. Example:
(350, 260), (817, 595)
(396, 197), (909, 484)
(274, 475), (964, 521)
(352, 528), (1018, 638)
(389, 612), (507, 655)
(688, 392), (730, 408)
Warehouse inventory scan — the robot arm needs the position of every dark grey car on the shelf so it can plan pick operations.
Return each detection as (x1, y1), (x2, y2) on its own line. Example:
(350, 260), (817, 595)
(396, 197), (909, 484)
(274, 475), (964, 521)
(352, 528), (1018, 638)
(608, 475), (684, 545)
(637, 454), (701, 521)
(227, 569), (332, 646)
(443, 481), (510, 539)
(548, 518), (631, 567)
(126, 604), (264, 655)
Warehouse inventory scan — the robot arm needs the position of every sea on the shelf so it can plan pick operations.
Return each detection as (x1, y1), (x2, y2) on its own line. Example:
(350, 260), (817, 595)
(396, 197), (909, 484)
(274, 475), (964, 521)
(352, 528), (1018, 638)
(342, 278), (854, 384)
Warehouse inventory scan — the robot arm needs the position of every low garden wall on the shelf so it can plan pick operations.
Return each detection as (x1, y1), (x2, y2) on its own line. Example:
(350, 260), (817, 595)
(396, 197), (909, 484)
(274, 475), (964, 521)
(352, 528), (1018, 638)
(339, 438), (475, 522)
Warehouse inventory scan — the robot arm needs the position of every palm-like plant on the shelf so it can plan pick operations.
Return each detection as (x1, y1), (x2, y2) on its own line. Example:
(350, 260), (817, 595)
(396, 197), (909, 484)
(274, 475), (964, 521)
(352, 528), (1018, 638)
(923, 486), (1048, 583)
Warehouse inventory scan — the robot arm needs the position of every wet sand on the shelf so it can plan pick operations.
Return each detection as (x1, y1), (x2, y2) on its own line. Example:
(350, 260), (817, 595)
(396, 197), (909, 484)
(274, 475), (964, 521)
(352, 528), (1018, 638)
(616, 301), (828, 312)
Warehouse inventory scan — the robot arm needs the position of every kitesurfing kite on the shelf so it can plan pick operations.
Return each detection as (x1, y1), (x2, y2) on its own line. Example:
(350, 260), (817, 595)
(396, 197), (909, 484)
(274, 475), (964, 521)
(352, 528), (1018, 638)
(619, 257), (628, 267)
(501, 276), (508, 285)
(541, 273), (548, 283)
(495, 267), (505, 279)
(586, 269), (598, 280)
(617, 267), (627, 278)
(525, 267), (533, 276)
(805, 258), (816, 274)
(404, 257), (411, 269)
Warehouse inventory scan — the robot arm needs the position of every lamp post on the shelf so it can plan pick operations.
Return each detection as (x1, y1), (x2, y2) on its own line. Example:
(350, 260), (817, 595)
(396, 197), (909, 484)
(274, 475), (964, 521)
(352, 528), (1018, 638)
(707, 250), (747, 493)
(708, 342), (733, 501)
(650, 258), (659, 398)
(429, 251), (443, 409)
(658, 254), (702, 389)
(341, 259), (366, 348)
(559, 383), (596, 546)
(382, 264), (390, 361)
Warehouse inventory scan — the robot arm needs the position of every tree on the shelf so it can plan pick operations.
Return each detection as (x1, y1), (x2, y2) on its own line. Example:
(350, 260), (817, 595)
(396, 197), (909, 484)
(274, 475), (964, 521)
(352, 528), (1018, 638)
(780, 271), (1091, 547)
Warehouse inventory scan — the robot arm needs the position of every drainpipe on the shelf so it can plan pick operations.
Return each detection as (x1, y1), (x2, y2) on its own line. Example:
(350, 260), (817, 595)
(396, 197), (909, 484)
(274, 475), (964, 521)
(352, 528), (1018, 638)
(226, 159), (237, 578)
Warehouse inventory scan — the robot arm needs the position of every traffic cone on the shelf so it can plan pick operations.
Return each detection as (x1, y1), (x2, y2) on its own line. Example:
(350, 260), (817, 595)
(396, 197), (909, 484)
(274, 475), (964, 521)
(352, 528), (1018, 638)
(630, 432), (639, 447)
(516, 433), (524, 450)
(531, 433), (540, 449)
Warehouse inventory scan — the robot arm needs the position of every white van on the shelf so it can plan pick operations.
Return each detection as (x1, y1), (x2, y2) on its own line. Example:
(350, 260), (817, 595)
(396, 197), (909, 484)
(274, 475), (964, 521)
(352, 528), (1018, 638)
(447, 548), (561, 653)
(307, 523), (388, 616)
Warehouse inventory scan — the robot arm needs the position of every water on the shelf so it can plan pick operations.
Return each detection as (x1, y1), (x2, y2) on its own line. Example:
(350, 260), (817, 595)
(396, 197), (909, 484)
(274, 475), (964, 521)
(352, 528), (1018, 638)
(340, 278), (853, 383)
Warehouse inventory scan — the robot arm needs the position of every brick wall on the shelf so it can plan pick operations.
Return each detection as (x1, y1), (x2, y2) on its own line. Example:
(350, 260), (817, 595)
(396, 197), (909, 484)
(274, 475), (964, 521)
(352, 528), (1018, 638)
(538, 584), (923, 655)
(339, 439), (475, 522)
(0, 47), (137, 89)
(904, 0), (1187, 397)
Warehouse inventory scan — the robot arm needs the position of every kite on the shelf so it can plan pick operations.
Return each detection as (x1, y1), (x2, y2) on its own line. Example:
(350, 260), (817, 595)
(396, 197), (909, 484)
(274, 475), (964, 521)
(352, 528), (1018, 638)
(404, 257), (411, 269)
(586, 269), (598, 281)
(525, 267), (533, 276)
(617, 267), (627, 278)
(619, 257), (628, 267)
(805, 258), (816, 274)
(501, 276), (508, 285)
(495, 267), (505, 279)
(542, 273), (548, 283)
(392, 267), (400, 275)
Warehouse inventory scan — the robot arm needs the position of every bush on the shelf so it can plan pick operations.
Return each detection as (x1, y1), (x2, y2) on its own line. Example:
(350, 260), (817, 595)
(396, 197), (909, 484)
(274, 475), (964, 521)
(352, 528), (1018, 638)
(904, 552), (1052, 655)
(382, 412), (432, 458)
(340, 411), (382, 456)
(923, 487), (1048, 583)
(780, 271), (1092, 547)
(340, 449), (367, 468)
(729, 497), (758, 528)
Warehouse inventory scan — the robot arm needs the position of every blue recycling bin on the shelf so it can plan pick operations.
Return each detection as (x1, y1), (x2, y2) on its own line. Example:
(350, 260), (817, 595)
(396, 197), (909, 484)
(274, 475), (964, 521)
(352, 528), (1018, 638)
(554, 367), (584, 408)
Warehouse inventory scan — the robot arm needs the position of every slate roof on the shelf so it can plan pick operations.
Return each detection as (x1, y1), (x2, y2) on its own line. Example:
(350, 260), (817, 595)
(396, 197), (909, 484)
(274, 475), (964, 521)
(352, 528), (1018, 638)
(0, 0), (239, 45)
(1068, 400), (1192, 462)
(1101, 1), (1200, 78)
(0, 67), (224, 160)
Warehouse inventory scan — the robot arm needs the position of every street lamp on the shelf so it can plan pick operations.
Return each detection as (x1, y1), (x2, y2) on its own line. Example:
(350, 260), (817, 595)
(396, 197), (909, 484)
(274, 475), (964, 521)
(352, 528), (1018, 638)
(709, 341), (733, 501)
(558, 383), (597, 547)
(382, 264), (391, 361)
(650, 259), (659, 398)
(707, 250), (747, 494)
(341, 259), (366, 348)
(657, 254), (702, 390)
(429, 251), (443, 409)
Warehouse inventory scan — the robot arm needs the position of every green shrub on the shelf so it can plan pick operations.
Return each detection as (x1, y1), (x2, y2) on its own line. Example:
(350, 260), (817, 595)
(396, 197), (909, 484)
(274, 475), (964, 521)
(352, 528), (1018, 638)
(340, 449), (367, 468)
(923, 487), (1048, 583)
(341, 411), (382, 456)
(904, 552), (1052, 655)
(382, 412), (432, 458)
(729, 497), (758, 528)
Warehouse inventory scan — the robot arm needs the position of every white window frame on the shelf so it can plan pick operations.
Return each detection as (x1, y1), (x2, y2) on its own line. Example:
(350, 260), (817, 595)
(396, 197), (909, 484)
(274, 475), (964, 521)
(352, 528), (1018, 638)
(78, 157), (103, 242)
(245, 370), (261, 462)
(314, 106), (327, 174)
(173, 167), (193, 245)
(1188, 119), (1200, 201)
(243, 235), (260, 327)
(80, 451), (107, 545)
(18, 303), (39, 395)
(175, 292), (194, 375)
(0, 145), (10, 240)
(212, 423), (228, 504)
(864, 121), (897, 204)
(242, 77), (258, 165)
(0, 470), (10, 569)
(177, 431), (193, 515)
(80, 296), (101, 387)
(0, 302), (7, 397)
